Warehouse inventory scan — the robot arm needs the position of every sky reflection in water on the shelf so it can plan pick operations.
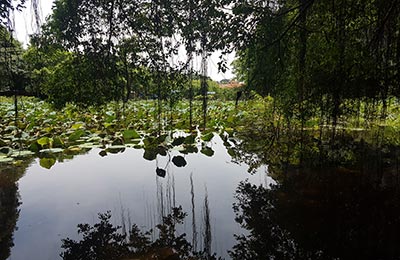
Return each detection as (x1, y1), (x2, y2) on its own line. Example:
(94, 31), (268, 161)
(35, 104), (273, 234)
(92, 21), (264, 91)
(9, 136), (271, 260)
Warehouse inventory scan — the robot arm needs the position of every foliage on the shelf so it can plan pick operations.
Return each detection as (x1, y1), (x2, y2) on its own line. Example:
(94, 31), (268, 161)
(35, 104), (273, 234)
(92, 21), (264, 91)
(0, 26), (27, 93)
(1, 96), (399, 175)
(230, 0), (400, 124)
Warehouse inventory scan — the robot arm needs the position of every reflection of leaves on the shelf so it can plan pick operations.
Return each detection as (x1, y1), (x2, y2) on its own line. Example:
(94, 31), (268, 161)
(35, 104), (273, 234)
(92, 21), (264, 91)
(143, 149), (157, 161)
(157, 146), (167, 156)
(156, 167), (166, 178)
(171, 137), (185, 146)
(106, 146), (125, 154)
(227, 148), (235, 157)
(143, 136), (157, 148)
(61, 207), (199, 260)
(201, 147), (214, 157)
(181, 145), (198, 154)
(39, 157), (56, 169)
(184, 134), (196, 145)
(230, 181), (297, 260)
(172, 155), (187, 167)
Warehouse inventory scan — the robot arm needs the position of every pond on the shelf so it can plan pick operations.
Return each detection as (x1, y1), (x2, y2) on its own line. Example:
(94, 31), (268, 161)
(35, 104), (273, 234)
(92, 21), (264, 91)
(3, 135), (271, 260)
(1, 132), (400, 260)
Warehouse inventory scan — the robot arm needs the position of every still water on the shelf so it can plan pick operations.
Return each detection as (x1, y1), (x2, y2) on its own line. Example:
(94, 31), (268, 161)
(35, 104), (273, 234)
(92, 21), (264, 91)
(7, 136), (271, 260)
(2, 133), (400, 259)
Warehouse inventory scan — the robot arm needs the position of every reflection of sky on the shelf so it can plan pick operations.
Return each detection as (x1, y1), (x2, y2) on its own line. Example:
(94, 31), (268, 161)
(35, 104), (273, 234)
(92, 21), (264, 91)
(10, 136), (273, 260)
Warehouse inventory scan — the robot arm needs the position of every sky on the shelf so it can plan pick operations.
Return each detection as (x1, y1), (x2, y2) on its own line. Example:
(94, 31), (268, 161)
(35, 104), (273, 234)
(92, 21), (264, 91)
(13, 0), (236, 82)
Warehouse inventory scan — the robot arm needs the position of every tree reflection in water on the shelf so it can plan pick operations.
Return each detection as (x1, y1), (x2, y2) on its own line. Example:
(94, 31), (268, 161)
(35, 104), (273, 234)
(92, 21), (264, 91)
(0, 171), (20, 260)
(60, 206), (221, 260)
(230, 171), (400, 260)
(0, 159), (33, 260)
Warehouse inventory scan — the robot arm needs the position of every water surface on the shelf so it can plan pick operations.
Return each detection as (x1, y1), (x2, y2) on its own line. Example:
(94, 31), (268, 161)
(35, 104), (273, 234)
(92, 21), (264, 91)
(7, 136), (270, 259)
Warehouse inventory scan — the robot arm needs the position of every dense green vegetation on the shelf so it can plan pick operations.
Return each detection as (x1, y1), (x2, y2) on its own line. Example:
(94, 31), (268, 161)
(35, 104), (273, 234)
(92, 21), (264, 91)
(0, 0), (398, 126)
(1, 1), (400, 258)
(1, 96), (399, 170)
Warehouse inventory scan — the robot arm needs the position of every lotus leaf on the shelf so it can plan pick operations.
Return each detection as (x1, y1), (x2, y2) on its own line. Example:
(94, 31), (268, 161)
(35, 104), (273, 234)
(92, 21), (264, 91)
(69, 129), (85, 142)
(156, 167), (166, 178)
(122, 130), (141, 140)
(40, 148), (64, 154)
(11, 150), (35, 158)
(39, 157), (56, 169)
(37, 137), (52, 147)
(143, 148), (157, 161)
(0, 156), (13, 163)
(201, 147), (214, 157)
(201, 133), (214, 142)
(171, 137), (185, 146)
(172, 155), (187, 167)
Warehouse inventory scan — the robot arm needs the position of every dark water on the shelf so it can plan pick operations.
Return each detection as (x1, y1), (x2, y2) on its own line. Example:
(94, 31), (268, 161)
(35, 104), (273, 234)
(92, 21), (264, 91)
(2, 133), (400, 259)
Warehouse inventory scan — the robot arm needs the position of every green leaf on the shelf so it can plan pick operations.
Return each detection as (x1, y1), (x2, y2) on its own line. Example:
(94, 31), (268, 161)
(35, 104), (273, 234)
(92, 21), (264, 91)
(0, 146), (12, 156)
(201, 133), (214, 142)
(11, 150), (35, 158)
(184, 134), (196, 145)
(39, 157), (56, 169)
(29, 142), (40, 153)
(53, 136), (64, 147)
(122, 129), (140, 140)
(37, 137), (51, 146)
(69, 129), (85, 142)
(40, 148), (64, 154)
(0, 156), (13, 163)
(201, 147), (214, 157)
(143, 148), (157, 161)
(71, 123), (84, 130)
(171, 137), (185, 146)
(227, 148), (235, 157)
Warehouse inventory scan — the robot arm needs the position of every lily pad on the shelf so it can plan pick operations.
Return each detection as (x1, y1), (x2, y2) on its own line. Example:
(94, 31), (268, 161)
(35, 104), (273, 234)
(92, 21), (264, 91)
(11, 150), (35, 158)
(201, 132), (214, 142)
(37, 137), (52, 147)
(184, 134), (196, 145)
(181, 145), (198, 154)
(69, 129), (85, 142)
(0, 146), (12, 155)
(71, 123), (84, 130)
(172, 155), (187, 167)
(106, 146), (126, 154)
(0, 156), (13, 163)
(40, 148), (64, 154)
(201, 147), (214, 157)
(171, 137), (185, 146)
(227, 148), (235, 157)
(79, 143), (101, 149)
(39, 157), (56, 169)
(143, 148), (157, 161)
(156, 167), (166, 178)
(122, 129), (141, 140)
